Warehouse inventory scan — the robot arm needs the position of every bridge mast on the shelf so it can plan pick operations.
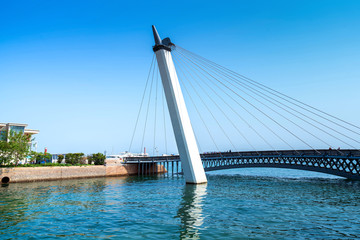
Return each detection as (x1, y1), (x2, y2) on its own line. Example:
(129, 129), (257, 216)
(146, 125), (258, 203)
(152, 25), (207, 184)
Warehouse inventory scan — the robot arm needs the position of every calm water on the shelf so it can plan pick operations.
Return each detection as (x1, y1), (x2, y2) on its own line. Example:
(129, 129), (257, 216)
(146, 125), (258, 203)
(1, 169), (360, 239)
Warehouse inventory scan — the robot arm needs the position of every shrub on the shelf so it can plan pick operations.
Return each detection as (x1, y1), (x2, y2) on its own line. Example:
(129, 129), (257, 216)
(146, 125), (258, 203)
(57, 154), (64, 164)
(87, 155), (93, 164)
(30, 152), (52, 164)
(65, 153), (84, 165)
(80, 156), (87, 165)
(88, 153), (105, 165)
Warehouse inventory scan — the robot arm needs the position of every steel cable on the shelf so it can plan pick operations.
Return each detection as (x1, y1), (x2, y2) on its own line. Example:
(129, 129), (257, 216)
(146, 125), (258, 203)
(129, 54), (155, 152)
(175, 49), (301, 153)
(173, 53), (259, 153)
(177, 46), (360, 135)
(182, 53), (359, 152)
(173, 50), (280, 153)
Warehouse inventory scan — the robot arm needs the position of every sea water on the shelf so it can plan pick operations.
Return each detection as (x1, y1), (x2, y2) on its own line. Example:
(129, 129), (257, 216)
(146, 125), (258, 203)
(1, 168), (359, 239)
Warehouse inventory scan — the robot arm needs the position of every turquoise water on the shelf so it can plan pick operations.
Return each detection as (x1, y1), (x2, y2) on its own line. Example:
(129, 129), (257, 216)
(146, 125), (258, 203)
(1, 169), (360, 239)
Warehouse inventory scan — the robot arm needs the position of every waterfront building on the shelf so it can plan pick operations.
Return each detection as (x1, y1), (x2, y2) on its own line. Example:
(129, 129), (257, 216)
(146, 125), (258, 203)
(0, 122), (39, 149)
(0, 123), (40, 164)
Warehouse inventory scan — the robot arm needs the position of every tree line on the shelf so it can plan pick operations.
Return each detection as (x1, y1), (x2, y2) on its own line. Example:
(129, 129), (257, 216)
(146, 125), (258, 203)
(0, 130), (105, 166)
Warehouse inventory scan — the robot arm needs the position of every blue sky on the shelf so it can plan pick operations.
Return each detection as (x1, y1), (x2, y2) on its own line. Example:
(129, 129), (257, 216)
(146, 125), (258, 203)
(1, 0), (360, 155)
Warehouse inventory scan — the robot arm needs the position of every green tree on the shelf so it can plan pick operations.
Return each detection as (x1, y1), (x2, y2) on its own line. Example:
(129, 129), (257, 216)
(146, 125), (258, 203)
(65, 153), (84, 165)
(57, 154), (64, 164)
(29, 151), (38, 163)
(88, 153), (105, 165)
(31, 152), (52, 164)
(0, 139), (10, 165)
(0, 130), (32, 166)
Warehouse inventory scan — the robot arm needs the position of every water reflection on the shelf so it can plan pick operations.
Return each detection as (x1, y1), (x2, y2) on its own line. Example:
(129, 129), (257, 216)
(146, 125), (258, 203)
(177, 184), (207, 239)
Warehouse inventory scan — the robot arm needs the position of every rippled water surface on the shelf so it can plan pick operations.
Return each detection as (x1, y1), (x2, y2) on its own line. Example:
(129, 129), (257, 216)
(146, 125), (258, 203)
(1, 169), (360, 239)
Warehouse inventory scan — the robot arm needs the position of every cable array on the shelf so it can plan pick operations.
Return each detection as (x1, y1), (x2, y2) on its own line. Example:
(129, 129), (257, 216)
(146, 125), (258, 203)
(128, 54), (176, 155)
(173, 46), (360, 154)
(129, 46), (360, 156)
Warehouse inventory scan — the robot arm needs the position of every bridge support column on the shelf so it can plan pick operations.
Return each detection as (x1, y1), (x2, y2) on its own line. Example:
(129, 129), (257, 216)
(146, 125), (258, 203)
(152, 25), (207, 184)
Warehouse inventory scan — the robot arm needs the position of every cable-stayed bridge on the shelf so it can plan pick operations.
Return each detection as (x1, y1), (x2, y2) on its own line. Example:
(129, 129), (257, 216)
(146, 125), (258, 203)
(126, 26), (360, 182)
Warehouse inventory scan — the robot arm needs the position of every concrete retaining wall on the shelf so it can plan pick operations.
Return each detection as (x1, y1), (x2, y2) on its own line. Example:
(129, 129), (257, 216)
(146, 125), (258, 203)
(0, 164), (166, 183)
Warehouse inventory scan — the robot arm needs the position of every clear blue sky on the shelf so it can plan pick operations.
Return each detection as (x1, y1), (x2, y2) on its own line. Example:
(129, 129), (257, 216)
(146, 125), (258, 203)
(1, 0), (360, 155)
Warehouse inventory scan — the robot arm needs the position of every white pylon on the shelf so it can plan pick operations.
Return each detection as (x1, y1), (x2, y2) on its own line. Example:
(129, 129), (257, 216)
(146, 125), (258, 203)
(152, 25), (207, 184)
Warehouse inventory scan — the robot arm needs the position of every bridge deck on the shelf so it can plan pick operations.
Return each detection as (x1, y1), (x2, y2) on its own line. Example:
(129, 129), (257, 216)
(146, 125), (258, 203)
(125, 149), (360, 162)
(124, 149), (360, 180)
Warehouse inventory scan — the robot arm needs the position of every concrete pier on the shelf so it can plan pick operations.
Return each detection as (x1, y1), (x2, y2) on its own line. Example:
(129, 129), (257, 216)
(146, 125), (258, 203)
(0, 163), (167, 183)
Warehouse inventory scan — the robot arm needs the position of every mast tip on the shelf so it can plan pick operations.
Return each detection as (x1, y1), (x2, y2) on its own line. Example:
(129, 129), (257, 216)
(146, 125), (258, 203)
(152, 25), (162, 45)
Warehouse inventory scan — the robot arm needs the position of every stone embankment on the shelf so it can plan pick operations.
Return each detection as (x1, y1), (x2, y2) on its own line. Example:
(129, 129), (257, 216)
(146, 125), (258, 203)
(0, 159), (166, 183)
